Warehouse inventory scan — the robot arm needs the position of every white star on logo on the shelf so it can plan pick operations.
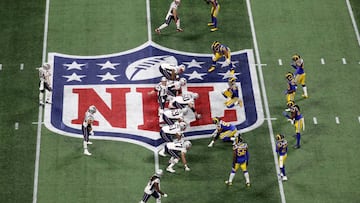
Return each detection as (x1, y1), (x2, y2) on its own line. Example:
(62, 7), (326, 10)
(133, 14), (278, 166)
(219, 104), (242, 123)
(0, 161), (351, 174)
(182, 59), (205, 68)
(218, 70), (241, 80)
(217, 60), (239, 68)
(97, 61), (120, 70)
(63, 73), (86, 82)
(97, 72), (120, 81)
(64, 61), (86, 70)
(185, 70), (207, 80)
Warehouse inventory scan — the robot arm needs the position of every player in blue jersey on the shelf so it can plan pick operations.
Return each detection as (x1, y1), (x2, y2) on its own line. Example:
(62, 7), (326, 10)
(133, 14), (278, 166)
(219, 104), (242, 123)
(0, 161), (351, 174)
(208, 41), (234, 74)
(205, 0), (220, 32)
(222, 77), (243, 108)
(283, 101), (304, 149)
(285, 72), (297, 104)
(291, 54), (308, 98)
(207, 117), (239, 147)
(276, 134), (288, 181)
(225, 136), (250, 187)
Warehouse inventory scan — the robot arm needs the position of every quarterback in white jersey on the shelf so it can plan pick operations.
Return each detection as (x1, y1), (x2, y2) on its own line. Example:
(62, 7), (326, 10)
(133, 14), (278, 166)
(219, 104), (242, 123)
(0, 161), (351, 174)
(82, 105), (97, 156)
(139, 169), (167, 203)
(148, 77), (168, 116)
(38, 63), (52, 105)
(169, 92), (201, 119)
(165, 133), (192, 173)
(159, 63), (185, 81)
(155, 0), (183, 34)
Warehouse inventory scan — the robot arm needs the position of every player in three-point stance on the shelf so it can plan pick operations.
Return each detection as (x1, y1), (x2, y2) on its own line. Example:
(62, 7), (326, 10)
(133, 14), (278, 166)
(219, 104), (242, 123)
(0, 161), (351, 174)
(155, 0), (183, 34)
(158, 121), (187, 157)
(159, 63), (186, 81)
(38, 63), (52, 105)
(225, 136), (251, 187)
(222, 77), (243, 108)
(168, 92), (201, 120)
(165, 133), (192, 173)
(276, 134), (288, 181)
(139, 169), (168, 203)
(291, 54), (308, 98)
(283, 100), (304, 149)
(205, 0), (220, 32)
(208, 41), (234, 74)
(207, 117), (239, 147)
(82, 105), (97, 156)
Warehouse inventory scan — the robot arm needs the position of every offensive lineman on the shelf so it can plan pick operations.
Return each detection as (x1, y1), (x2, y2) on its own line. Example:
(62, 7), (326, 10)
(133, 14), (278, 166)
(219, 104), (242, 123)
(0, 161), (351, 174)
(159, 63), (186, 81)
(155, 0), (183, 34)
(38, 63), (52, 105)
(165, 133), (192, 173)
(82, 105), (97, 156)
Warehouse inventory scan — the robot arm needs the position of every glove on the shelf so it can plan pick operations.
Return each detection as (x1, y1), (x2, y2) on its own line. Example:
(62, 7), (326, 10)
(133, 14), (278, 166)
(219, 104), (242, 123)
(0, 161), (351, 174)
(163, 194), (168, 198)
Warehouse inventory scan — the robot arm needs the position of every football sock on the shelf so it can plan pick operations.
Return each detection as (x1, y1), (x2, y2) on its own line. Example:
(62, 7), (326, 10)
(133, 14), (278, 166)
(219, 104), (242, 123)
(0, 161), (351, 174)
(158, 23), (168, 30)
(303, 85), (308, 96)
(176, 19), (181, 29)
(280, 167), (286, 176)
(229, 172), (235, 182)
(244, 171), (250, 183)
(296, 133), (301, 146)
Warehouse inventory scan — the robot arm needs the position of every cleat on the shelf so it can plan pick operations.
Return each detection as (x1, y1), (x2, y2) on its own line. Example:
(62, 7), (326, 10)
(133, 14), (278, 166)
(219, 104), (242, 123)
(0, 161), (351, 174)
(207, 143), (213, 147)
(159, 148), (167, 157)
(225, 180), (232, 186)
(282, 176), (288, 181)
(207, 22), (214, 26)
(45, 100), (52, 104)
(302, 94), (308, 98)
(210, 27), (218, 32)
(39, 101), (44, 106)
(208, 66), (216, 72)
(84, 150), (92, 156)
(246, 182), (251, 187)
(293, 145), (301, 149)
(176, 28), (183, 32)
(155, 28), (161, 34)
(87, 141), (93, 145)
(166, 167), (175, 173)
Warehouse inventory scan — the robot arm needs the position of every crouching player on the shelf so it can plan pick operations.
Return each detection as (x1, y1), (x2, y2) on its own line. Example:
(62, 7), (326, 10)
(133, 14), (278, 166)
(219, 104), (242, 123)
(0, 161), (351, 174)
(225, 136), (250, 187)
(165, 134), (192, 173)
(139, 169), (167, 203)
(222, 77), (243, 108)
(208, 117), (238, 147)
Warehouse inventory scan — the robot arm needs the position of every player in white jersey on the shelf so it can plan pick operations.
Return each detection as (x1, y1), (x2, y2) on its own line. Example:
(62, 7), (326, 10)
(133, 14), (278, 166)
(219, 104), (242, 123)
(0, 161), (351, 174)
(148, 77), (169, 116)
(155, 0), (183, 34)
(159, 63), (186, 81)
(38, 63), (52, 105)
(162, 108), (186, 126)
(158, 121), (187, 157)
(167, 77), (187, 97)
(165, 133), (192, 173)
(169, 92), (201, 119)
(82, 105), (97, 156)
(139, 169), (167, 203)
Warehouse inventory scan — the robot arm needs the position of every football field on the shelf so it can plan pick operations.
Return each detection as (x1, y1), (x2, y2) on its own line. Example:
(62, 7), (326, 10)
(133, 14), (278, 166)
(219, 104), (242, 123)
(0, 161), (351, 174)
(1, 0), (360, 203)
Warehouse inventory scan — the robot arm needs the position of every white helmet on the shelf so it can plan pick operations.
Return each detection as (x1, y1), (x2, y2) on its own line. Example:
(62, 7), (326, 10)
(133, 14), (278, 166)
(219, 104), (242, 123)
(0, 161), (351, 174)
(179, 78), (187, 86)
(161, 77), (167, 82)
(178, 64), (185, 73)
(88, 105), (97, 114)
(192, 92), (199, 99)
(175, 0), (181, 4)
(183, 140), (192, 149)
(179, 121), (187, 131)
(42, 63), (51, 70)
(155, 169), (163, 177)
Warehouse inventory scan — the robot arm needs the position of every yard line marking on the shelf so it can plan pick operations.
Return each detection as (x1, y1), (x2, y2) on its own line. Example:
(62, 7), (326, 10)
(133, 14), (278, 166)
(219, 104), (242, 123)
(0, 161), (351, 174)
(346, 0), (360, 47)
(20, 63), (24, 70)
(313, 117), (318, 125)
(278, 59), (283, 66)
(246, 0), (286, 202)
(265, 117), (278, 120)
(335, 117), (340, 124)
(342, 58), (347, 64)
(321, 58), (325, 64)
(146, 0), (152, 41)
(358, 116), (360, 123)
(32, 122), (44, 125)
(15, 122), (19, 130)
(0, 64), (2, 70)
(33, 0), (50, 203)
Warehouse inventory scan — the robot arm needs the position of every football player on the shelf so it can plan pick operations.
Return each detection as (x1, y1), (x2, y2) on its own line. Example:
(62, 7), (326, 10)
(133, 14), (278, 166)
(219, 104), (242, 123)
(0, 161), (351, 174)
(162, 108), (186, 126)
(82, 105), (97, 156)
(222, 77), (243, 108)
(208, 41), (234, 74)
(158, 121), (187, 157)
(168, 92), (201, 119)
(207, 117), (239, 147)
(165, 133), (192, 173)
(38, 63), (52, 105)
(285, 72), (297, 104)
(291, 54), (308, 98)
(276, 134), (288, 181)
(206, 0), (220, 32)
(225, 136), (250, 187)
(167, 77), (187, 98)
(148, 77), (168, 116)
(282, 100), (304, 149)
(159, 63), (186, 81)
(139, 169), (167, 203)
(155, 0), (183, 34)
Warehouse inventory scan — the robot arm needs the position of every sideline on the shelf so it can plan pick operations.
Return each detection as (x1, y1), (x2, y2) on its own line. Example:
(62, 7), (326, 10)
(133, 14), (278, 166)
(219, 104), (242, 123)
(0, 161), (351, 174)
(245, 0), (286, 202)
(346, 0), (360, 47)
(33, 0), (50, 202)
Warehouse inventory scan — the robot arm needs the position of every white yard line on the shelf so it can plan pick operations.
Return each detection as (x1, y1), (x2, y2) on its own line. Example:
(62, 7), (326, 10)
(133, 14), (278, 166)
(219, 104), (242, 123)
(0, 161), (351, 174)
(342, 58), (347, 64)
(246, 0), (286, 202)
(313, 117), (318, 125)
(278, 59), (283, 66)
(321, 58), (325, 65)
(346, 0), (360, 47)
(33, 1), (50, 203)
(146, 0), (152, 42)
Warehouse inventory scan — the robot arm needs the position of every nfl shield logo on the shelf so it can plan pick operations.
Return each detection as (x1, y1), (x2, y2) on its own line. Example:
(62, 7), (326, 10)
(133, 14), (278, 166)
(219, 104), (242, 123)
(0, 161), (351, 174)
(44, 42), (264, 150)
